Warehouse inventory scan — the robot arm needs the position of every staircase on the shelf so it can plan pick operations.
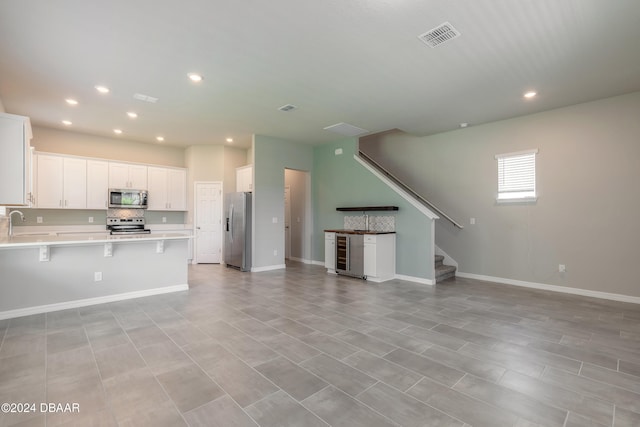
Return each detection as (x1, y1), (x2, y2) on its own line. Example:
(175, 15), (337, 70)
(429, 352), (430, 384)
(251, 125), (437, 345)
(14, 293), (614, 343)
(435, 255), (456, 283)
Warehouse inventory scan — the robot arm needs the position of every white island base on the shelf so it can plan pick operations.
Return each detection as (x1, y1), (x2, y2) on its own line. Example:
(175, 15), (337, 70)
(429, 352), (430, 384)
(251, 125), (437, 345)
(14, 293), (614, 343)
(0, 233), (190, 320)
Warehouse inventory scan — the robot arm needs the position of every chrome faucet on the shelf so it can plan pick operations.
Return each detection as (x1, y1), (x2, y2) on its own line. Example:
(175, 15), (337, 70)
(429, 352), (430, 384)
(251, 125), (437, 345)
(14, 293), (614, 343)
(8, 210), (25, 237)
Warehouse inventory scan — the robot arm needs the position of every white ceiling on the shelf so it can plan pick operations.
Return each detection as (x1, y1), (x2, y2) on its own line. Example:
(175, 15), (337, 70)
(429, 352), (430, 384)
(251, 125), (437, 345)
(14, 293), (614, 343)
(1, 0), (639, 149)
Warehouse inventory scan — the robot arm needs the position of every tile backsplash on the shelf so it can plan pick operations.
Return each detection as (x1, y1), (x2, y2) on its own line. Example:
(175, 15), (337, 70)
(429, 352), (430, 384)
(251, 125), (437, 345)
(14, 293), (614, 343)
(344, 215), (395, 232)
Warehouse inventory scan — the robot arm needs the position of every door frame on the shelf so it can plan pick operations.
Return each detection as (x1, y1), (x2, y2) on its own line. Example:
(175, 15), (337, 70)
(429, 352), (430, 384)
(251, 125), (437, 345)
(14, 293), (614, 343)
(193, 181), (223, 264)
(284, 185), (291, 260)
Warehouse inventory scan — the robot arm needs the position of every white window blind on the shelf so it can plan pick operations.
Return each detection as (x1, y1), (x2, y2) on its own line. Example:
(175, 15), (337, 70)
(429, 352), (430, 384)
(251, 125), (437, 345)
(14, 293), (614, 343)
(495, 149), (537, 201)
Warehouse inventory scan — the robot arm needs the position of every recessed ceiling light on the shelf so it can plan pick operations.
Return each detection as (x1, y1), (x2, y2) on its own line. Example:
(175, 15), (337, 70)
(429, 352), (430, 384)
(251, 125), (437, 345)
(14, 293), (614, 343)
(65, 98), (78, 106)
(188, 73), (203, 83)
(127, 112), (138, 119)
(524, 91), (537, 99)
(113, 129), (122, 135)
(95, 85), (110, 94)
(226, 138), (233, 143)
(459, 122), (469, 128)
(156, 136), (165, 142)
(62, 120), (72, 126)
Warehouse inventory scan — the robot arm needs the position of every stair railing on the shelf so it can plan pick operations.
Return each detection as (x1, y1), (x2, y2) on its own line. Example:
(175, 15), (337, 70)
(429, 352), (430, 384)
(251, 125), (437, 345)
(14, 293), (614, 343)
(357, 150), (464, 229)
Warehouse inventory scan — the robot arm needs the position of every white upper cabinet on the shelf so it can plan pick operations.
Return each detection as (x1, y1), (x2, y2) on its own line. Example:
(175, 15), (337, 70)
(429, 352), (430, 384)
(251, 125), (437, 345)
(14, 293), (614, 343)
(86, 160), (109, 209)
(167, 168), (187, 211)
(30, 151), (185, 211)
(0, 113), (33, 206)
(35, 153), (87, 209)
(236, 164), (253, 192)
(109, 162), (147, 189)
(147, 166), (187, 211)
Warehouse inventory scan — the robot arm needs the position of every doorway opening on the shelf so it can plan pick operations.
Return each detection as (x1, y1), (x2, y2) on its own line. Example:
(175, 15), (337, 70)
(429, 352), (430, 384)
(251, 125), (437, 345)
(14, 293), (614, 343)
(284, 168), (312, 264)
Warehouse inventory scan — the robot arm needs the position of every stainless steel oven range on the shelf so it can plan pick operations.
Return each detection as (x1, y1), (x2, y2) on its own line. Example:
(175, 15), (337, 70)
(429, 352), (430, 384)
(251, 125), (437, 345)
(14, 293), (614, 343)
(106, 209), (151, 235)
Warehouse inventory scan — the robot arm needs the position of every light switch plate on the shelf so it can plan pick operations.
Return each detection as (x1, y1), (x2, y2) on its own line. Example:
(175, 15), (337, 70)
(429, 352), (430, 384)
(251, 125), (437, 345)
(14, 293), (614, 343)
(37, 216), (43, 223)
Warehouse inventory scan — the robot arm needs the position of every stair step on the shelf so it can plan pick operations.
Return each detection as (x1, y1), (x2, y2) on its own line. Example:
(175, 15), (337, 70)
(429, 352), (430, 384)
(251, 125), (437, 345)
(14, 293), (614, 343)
(435, 264), (456, 282)
(434, 258), (456, 283)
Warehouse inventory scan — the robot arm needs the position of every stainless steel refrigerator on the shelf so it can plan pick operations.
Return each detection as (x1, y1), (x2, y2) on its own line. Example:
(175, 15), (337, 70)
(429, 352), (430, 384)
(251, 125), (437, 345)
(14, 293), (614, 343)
(224, 192), (252, 271)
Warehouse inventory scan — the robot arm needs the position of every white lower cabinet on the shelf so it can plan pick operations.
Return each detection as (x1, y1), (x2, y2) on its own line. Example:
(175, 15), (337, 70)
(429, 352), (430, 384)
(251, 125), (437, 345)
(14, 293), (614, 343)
(324, 232), (336, 272)
(363, 234), (396, 282)
(324, 232), (396, 282)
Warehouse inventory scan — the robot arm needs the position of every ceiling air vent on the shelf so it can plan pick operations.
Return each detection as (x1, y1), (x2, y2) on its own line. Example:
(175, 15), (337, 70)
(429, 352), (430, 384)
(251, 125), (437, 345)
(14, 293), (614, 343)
(133, 93), (158, 103)
(278, 104), (297, 112)
(323, 122), (369, 137)
(418, 21), (460, 48)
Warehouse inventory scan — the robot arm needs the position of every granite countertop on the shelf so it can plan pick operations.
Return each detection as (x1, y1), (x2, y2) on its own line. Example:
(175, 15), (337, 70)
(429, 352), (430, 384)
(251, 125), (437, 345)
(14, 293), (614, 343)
(0, 232), (192, 249)
(324, 229), (396, 235)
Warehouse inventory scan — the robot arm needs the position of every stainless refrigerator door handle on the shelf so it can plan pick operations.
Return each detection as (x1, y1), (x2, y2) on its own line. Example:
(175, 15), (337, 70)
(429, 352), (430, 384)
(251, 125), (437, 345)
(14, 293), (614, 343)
(229, 205), (234, 243)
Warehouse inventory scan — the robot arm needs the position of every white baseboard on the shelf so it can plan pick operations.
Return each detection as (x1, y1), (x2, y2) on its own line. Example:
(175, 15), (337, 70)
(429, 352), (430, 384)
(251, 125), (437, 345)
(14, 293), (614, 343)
(289, 257), (313, 264)
(251, 264), (286, 272)
(456, 272), (640, 305)
(311, 260), (326, 266)
(0, 284), (190, 320)
(395, 274), (435, 285)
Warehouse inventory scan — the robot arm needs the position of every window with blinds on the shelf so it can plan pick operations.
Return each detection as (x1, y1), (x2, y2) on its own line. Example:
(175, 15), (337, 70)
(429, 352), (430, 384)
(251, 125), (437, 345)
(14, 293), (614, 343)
(495, 149), (538, 201)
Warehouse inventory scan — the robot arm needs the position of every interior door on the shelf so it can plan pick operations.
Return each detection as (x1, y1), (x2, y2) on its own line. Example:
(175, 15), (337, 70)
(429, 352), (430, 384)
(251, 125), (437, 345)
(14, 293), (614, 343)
(195, 182), (222, 263)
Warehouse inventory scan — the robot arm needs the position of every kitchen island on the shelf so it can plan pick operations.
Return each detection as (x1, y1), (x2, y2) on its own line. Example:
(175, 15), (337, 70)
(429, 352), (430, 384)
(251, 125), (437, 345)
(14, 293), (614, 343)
(0, 232), (191, 319)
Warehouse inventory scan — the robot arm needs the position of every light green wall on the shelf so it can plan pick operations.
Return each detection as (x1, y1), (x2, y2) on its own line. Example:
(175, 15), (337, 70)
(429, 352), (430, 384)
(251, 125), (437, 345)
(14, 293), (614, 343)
(313, 138), (433, 279)
(361, 91), (640, 298)
(253, 135), (313, 269)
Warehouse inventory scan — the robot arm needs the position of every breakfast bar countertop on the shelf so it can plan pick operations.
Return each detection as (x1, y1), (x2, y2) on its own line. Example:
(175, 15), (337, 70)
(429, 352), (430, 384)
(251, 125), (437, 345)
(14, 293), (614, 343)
(0, 232), (191, 249)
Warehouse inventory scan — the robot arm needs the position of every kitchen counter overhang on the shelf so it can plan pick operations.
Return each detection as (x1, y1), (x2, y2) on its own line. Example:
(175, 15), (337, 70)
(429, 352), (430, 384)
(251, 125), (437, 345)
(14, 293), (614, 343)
(0, 232), (192, 319)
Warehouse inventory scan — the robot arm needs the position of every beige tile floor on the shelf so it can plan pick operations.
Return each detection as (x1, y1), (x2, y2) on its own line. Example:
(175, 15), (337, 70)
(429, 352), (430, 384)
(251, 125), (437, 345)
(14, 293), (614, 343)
(1, 261), (640, 426)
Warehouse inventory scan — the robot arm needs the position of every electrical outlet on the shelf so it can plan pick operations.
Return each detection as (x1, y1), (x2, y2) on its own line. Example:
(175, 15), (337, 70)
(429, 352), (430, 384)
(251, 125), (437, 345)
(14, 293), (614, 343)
(559, 264), (566, 273)
(37, 216), (43, 223)
(273, 249), (277, 256)
(94, 272), (102, 282)
(88, 217), (94, 223)
(470, 217), (476, 225)
(162, 217), (167, 223)
(272, 217), (278, 223)
(335, 148), (343, 155)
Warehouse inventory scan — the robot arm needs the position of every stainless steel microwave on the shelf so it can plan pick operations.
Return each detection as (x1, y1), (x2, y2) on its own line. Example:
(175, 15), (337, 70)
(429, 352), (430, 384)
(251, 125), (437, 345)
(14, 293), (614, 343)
(108, 189), (148, 209)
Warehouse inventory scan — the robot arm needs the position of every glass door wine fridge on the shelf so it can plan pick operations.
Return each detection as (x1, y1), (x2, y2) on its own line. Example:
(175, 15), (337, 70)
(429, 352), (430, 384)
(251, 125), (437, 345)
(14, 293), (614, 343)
(335, 233), (365, 279)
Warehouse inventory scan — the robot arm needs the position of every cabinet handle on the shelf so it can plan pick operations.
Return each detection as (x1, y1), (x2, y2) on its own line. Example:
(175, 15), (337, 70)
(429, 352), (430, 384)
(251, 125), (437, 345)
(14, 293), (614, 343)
(65, 200), (68, 207)
(59, 200), (62, 207)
